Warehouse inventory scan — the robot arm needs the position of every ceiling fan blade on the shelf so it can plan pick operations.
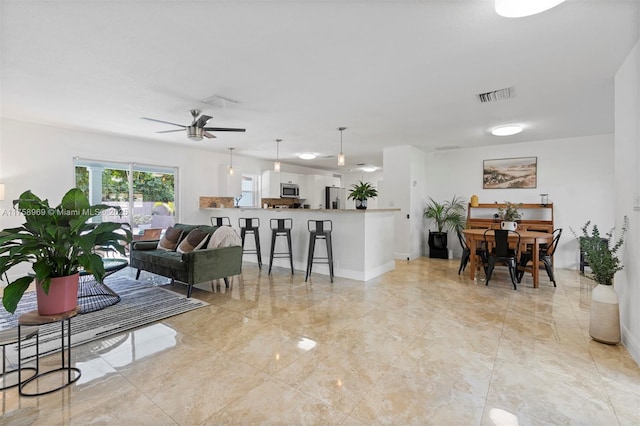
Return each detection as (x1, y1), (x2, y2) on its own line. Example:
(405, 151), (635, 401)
(156, 129), (185, 134)
(194, 115), (212, 128)
(203, 131), (217, 139)
(203, 127), (246, 132)
(141, 117), (186, 128)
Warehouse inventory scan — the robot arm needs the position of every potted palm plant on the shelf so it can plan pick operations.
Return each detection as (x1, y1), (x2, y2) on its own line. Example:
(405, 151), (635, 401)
(423, 196), (466, 259)
(573, 217), (628, 344)
(347, 181), (378, 210)
(0, 188), (132, 314)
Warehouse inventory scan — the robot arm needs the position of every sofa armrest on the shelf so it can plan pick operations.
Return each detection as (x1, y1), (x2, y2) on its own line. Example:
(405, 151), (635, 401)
(131, 240), (160, 250)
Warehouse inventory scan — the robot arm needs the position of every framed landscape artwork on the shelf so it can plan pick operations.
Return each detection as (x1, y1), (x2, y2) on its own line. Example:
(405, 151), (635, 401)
(483, 157), (537, 189)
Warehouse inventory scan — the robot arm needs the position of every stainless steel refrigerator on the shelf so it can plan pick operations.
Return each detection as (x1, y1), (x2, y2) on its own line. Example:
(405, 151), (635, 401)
(325, 186), (346, 209)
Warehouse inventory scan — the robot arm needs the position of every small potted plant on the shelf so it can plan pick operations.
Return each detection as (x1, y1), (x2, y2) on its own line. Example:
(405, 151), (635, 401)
(573, 217), (628, 344)
(0, 188), (132, 314)
(498, 201), (522, 231)
(347, 181), (378, 210)
(423, 196), (466, 258)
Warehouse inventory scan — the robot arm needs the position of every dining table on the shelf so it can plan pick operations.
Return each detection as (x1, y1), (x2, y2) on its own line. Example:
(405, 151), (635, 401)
(462, 228), (554, 288)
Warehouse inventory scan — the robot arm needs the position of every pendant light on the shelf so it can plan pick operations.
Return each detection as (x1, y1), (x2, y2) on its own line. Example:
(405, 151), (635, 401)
(228, 147), (235, 176)
(274, 139), (282, 172)
(337, 127), (346, 166)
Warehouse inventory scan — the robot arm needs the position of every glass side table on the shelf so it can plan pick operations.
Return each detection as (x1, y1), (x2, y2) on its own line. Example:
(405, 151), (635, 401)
(18, 308), (81, 397)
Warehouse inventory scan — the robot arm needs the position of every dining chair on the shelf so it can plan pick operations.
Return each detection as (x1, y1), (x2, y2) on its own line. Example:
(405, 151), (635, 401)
(456, 227), (487, 275)
(484, 229), (520, 290)
(517, 228), (562, 286)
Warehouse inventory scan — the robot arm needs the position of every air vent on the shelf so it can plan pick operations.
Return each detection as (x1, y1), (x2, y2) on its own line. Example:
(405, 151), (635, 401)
(435, 145), (461, 151)
(476, 87), (514, 103)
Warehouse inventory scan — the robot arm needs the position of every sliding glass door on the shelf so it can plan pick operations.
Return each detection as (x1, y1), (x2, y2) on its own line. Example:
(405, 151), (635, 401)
(74, 159), (178, 236)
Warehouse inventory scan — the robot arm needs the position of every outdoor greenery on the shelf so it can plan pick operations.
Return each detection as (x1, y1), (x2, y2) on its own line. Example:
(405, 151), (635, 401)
(573, 217), (628, 286)
(423, 195), (466, 233)
(75, 167), (175, 202)
(0, 188), (132, 313)
(497, 201), (522, 221)
(347, 181), (379, 201)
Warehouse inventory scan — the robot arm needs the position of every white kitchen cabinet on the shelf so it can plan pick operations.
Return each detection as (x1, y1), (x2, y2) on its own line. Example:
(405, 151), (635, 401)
(262, 170), (302, 198)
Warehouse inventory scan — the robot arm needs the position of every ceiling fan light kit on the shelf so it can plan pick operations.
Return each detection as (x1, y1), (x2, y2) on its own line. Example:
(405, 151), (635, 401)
(141, 109), (245, 141)
(495, 0), (566, 18)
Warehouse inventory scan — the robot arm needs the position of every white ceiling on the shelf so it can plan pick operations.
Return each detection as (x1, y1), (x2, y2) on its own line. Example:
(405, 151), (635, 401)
(1, 0), (638, 171)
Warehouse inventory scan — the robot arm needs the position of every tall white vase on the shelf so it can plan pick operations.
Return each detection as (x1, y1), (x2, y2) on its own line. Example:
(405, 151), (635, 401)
(589, 284), (621, 344)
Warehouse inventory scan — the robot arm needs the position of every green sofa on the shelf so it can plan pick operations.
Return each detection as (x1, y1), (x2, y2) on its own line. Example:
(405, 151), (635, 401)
(130, 223), (242, 297)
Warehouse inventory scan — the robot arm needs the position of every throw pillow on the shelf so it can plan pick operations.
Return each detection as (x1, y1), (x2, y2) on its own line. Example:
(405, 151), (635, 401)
(157, 226), (183, 251)
(176, 229), (209, 253)
(207, 226), (242, 249)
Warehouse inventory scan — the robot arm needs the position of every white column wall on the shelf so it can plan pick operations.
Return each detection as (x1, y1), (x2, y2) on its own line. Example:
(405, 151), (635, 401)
(614, 38), (640, 364)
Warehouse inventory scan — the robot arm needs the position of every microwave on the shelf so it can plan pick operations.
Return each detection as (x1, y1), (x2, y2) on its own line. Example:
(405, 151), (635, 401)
(280, 183), (300, 198)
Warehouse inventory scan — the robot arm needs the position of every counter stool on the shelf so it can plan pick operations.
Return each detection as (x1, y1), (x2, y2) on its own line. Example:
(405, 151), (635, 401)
(18, 308), (81, 397)
(0, 326), (39, 390)
(268, 218), (294, 275)
(239, 217), (262, 269)
(305, 220), (334, 283)
(211, 216), (231, 227)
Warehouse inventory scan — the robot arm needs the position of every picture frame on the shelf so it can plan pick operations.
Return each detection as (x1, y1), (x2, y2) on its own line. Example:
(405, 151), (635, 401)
(483, 157), (537, 189)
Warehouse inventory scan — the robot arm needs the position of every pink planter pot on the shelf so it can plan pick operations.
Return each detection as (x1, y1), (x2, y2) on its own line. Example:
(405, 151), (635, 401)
(36, 273), (79, 315)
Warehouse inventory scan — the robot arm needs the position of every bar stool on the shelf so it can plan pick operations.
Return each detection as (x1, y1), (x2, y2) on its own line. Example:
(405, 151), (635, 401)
(0, 326), (39, 390)
(268, 218), (294, 275)
(239, 217), (262, 269)
(210, 216), (231, 227)
(305, 220), (334, 283)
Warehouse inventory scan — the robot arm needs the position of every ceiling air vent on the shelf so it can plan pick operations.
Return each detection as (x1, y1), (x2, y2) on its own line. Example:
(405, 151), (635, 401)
(476, 87), (514, 103)
(435, 145), (461, 151)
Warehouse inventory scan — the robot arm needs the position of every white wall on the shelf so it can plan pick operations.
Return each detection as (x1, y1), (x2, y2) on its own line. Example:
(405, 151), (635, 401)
(424, 135), (616, 269)
(614, 39), (640, 364)
(342, 170), (383, 210)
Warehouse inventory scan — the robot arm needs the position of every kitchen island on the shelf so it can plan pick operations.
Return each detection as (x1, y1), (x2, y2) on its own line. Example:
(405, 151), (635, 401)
(197, 208), (400, 281)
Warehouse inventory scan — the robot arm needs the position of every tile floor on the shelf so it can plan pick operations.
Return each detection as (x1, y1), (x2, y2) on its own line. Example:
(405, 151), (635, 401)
(1, 258), (639, 425)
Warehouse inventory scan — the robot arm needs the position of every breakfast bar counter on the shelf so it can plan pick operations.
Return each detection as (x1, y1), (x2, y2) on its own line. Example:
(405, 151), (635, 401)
(197, 208), (400, 281)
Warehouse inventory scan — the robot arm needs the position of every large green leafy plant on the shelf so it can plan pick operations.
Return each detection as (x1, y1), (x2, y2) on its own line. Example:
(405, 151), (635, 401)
(573, 217), (628, 286)
(0, 188), (132, 313)
(423, 195), (466, 233)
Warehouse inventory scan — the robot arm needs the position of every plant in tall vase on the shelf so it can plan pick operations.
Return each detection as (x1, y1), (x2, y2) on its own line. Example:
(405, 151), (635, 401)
(0, 188), (132, 315)
(573, 217), (628, 344)
(347, 181), (378, 210)
(423, 196), (466, 259)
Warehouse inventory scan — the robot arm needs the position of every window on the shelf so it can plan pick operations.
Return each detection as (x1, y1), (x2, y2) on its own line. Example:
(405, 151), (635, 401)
(74, 158), (178, 235)
(238, 174), (259, 207)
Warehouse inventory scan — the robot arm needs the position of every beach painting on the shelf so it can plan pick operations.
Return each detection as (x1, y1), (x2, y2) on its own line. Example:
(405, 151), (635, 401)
(483, 157), (537, 189)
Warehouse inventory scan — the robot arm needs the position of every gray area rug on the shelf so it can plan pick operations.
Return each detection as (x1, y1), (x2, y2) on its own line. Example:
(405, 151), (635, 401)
(0, 276), (208, 362)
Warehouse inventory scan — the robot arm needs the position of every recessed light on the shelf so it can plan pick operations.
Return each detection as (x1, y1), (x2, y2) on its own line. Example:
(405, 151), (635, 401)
(495, 0), (566, 18)
(298, 153), (316, 160)
(491, 125), (523, 136)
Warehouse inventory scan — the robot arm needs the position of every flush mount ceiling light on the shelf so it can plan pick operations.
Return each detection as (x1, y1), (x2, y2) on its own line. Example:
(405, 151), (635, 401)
(337, 127), (346, 166)
(361, 166), (377, 173)
(491, 125), (523, 136)
(495, 0), (566, 18)
(298, 153), (316, 160)
(274, 139), (282, 172)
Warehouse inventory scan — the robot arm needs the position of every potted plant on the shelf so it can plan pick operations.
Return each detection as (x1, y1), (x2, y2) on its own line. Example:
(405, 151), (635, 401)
(0, 188), (132, 314)
(347, 181), (378, 210)
(423, 196), (466, 259)
(497, 201), (522, 231)
(573, 217), (628, 344)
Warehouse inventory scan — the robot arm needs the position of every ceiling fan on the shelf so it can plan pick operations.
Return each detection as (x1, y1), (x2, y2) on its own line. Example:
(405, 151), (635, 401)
(141, 109), (246, 141)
